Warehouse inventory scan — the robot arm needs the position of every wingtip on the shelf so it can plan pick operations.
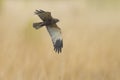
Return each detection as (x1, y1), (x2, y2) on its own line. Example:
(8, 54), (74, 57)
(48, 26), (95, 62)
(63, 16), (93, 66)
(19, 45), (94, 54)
(54, 39), (63, 54)
(34, 9), (45, 14)
(54, 47), (62, 54)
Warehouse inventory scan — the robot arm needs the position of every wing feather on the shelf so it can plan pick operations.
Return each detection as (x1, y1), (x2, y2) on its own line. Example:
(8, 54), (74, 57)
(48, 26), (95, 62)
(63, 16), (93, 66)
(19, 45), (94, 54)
(46, 24), (63, 53)
(35, 9), (52, 21)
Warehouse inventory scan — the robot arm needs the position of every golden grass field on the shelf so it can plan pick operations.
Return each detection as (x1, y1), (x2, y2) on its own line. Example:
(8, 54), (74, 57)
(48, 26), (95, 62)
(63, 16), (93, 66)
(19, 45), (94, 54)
(0, 0), (120, 80)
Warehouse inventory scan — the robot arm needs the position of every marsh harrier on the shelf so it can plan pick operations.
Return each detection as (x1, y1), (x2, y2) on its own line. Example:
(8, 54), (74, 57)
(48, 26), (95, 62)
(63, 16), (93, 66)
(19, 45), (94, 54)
(33, 9), (63, 53)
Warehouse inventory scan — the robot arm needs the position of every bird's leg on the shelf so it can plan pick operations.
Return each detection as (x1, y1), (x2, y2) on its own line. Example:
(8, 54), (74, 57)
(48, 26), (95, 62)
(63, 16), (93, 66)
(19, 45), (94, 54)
(33, 22), (45, 29)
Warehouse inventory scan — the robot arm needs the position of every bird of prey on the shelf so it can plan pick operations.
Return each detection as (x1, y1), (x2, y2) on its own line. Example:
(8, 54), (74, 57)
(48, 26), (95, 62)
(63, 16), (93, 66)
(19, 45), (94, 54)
(33, 9), (63, 53)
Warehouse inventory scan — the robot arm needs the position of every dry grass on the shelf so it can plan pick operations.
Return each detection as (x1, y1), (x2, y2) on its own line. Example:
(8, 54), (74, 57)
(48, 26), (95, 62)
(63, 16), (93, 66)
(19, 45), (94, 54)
(0, 0), (120, 80)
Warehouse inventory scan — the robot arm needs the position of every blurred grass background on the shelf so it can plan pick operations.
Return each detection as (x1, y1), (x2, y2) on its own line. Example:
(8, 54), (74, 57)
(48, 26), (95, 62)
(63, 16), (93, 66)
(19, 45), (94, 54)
(0, 0), (120, 80)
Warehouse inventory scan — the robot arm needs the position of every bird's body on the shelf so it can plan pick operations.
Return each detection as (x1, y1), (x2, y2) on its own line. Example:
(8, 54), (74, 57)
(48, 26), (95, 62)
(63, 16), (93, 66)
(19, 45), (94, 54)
(33, 9), (63, 53)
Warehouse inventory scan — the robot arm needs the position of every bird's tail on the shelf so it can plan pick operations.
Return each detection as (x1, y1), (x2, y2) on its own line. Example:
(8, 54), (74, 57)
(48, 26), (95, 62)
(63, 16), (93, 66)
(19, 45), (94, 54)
(33, 22), (45, 29)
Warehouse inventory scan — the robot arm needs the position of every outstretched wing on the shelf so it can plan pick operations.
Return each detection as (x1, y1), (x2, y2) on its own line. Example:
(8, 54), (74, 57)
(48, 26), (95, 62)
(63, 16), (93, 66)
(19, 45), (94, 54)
(34, 9), (53, 21)
(46, 24), (63, 53)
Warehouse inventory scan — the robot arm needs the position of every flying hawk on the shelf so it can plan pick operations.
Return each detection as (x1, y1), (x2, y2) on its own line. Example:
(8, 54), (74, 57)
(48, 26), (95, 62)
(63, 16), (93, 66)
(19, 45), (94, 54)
(33, 9), (63, 53)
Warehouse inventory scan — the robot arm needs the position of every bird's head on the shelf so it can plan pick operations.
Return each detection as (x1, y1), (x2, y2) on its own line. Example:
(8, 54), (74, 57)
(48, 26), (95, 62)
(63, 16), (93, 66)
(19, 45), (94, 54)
(54, 18), (59, 23)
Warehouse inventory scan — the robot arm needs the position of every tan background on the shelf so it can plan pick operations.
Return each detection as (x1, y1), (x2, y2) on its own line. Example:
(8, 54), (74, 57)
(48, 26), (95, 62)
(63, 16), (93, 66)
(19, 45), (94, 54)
(0, 0), (120, 80)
